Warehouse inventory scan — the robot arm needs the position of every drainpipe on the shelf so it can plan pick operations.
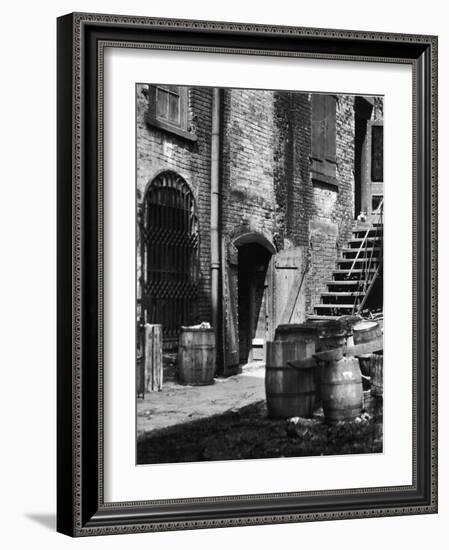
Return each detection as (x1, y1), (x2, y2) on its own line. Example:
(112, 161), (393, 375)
(211, 88), (221, 354)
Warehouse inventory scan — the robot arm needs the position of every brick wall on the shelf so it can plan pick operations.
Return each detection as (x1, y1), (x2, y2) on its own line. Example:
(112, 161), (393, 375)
(221, 88), (277, 246)
(136, 84), (213, 323)
(137, 85), (372, 333)
(288, 94), (356, 311)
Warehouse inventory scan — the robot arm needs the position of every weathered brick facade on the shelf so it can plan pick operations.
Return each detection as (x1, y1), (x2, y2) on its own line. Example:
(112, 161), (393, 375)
(136, 84), (213, 323)
(136, 84), (382, 368)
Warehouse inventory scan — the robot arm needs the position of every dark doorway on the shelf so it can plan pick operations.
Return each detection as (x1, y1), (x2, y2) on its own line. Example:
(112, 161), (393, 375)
(237, 243), (272, 364)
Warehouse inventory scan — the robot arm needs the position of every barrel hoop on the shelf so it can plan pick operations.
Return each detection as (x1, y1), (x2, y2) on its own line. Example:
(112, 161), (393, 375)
(179, 345), (215, 350)
(266, 390), (316, 397)
(266, 366), (315, 371)
(321, 380), (362, 387)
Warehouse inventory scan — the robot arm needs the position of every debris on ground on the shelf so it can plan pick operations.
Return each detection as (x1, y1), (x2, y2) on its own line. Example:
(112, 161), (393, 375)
(137, 400), (383, 464)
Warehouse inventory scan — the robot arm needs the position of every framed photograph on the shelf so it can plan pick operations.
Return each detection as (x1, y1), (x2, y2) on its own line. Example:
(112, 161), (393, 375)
(57, 12), (438, 536)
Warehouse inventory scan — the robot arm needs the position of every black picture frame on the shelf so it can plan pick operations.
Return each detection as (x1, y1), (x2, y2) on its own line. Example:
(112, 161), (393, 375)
(57, 12), (438, 536)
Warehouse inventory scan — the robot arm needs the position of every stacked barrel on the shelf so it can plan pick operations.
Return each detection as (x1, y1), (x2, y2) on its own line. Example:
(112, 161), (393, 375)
(265, 317), (382, 422)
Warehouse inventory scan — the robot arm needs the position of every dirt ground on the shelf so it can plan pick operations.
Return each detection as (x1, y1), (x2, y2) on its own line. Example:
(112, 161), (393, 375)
(137, 401), (382, 464)
(137, 362), (383, 464)
(137, 361), (265, 435)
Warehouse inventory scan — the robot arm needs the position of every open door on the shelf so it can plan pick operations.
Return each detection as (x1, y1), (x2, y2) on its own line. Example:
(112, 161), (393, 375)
(221, 241), (307, 373)
(365, 121), (384, 221)
(354, 97), (383, 223)
(221, 240), (240, 375)
(268, 247), (307, 337)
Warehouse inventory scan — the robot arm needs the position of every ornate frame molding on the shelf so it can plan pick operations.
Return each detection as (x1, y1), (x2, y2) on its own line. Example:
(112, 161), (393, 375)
(57, 12), (437, 536)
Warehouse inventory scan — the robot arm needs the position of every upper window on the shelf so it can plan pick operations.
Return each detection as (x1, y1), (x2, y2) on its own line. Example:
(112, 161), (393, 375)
(371, 124), (384, 182)
(310, 94), (337, 186)
(144, 85), (197, 142)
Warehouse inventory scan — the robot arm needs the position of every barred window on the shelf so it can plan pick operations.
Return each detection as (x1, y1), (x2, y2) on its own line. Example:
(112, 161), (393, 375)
(140, 171), (199, 347)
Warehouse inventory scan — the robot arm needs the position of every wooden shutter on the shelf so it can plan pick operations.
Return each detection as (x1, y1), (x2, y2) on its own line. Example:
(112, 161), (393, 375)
(311, 95), (337, 183)
(311, 95), (326, 160)
(324, 96), (337, 162)
(371, 125), (384, 182)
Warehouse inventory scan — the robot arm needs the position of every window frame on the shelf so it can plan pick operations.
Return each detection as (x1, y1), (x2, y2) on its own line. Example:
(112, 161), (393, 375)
(144, 84), (197, 142)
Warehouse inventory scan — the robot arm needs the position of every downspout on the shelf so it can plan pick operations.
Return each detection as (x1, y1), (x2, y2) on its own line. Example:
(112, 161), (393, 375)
(210, 88), (222, 357)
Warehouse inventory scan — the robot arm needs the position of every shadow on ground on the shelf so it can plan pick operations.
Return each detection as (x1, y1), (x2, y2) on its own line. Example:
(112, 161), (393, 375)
(25, 513), (56, 531)
(137, 400), (383, 464)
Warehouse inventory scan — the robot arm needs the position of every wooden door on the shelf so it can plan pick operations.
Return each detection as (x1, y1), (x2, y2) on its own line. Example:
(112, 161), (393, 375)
(222, 240), (240, 375)
(363, 122), (384, 221)
(267, 247), (307, 337)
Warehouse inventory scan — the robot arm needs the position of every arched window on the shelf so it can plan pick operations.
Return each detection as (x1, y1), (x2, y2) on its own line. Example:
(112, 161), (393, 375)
(140, 171), (199, 348)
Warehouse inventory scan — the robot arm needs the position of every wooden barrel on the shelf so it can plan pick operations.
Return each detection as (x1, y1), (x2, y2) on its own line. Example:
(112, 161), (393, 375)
(317, 319), (347, 352)
(265, 340), (317, 419)
(352, 321), (382, 346)
(369, 354), (383, 397)
(357, 355), (372, 391)
(338, 315), (362, 347)
(275, 323), (320, 347)
(177, 327), (216, 386)
(320, 356), (363, 422)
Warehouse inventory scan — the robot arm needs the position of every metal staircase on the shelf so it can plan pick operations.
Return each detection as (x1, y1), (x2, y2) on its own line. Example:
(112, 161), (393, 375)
(308, 202), (383, 320)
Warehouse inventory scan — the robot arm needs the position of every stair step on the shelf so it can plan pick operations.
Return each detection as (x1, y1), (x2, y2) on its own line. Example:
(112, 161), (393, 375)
(314, 304), (356, 314)
(307, 314), (342, 321)
(326, 279), (367, 287)
(352, 227), (383, 239)
(342, 247), (381, 258)
(348, 236), (382, 247)
(332, 268), (378, 280)
(321, 291), (365, 298)
(337, 257), (380, 267)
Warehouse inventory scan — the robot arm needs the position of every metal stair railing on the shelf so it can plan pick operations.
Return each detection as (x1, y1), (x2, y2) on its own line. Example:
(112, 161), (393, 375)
(350, 200), (383, 314)
(346, 198), (383, 280)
